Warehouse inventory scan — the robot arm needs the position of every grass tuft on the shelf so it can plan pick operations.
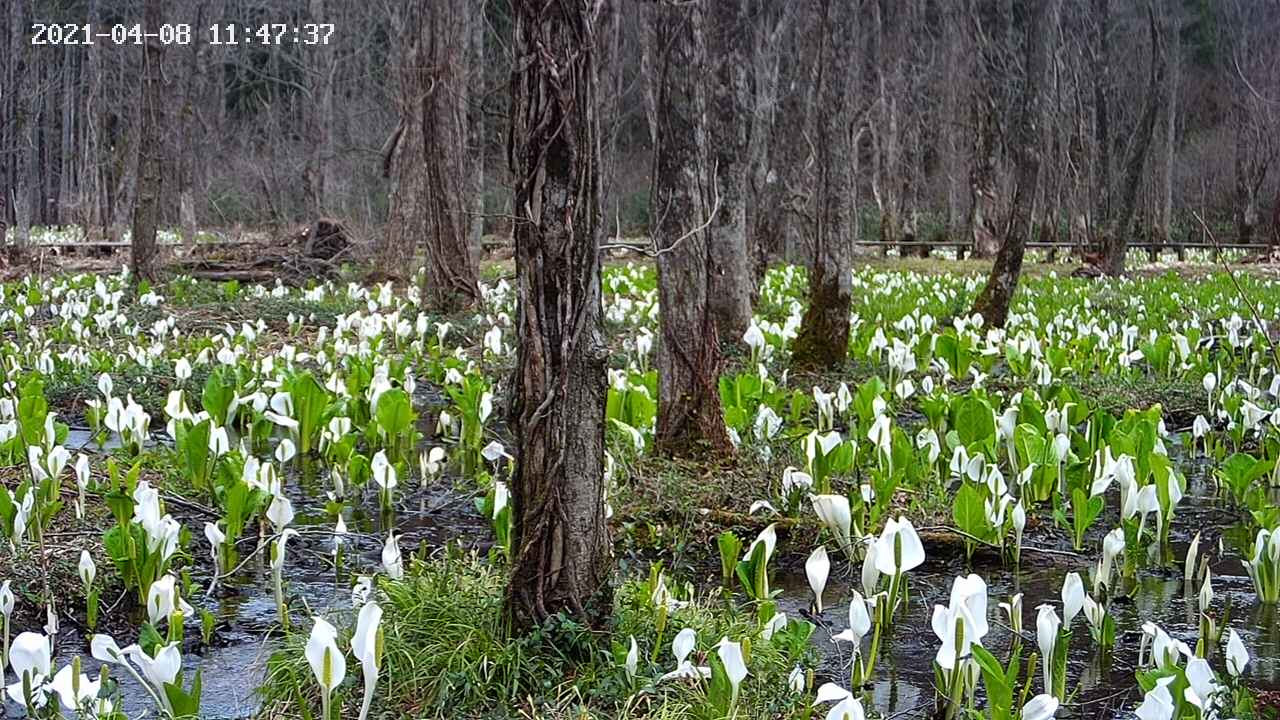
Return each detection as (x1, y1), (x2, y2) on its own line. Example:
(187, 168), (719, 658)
(258, 551), (815, 719)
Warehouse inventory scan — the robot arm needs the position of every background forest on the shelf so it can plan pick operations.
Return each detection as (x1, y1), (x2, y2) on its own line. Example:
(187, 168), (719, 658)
(2, 0), (1278, 266)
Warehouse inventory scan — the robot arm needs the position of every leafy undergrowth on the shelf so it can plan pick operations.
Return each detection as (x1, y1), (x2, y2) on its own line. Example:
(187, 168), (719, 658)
(257, 552), (814, 720)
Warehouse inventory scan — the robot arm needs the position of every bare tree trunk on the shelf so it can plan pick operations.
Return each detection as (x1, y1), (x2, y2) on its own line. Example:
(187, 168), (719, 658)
(706, 0), (754, 344)
(966, 0), (1004, 259)
(943, 2), (964, 246)
(304, 0), (336, 217)
(421, 0), (480, 311)
(745, 0), (789, 283)
(1271, 185), (1280, 248)
(9, 0), (33, 251)
(1159, 17), (1179, 249)
(384, 1), (480, 311)
(1093, 0), (1112, 236)
(648, 0), (733, 456)
(972, 0), (1053, 328)
(468, 0), (486, 251)
(1234, 104), (1261, 245)
(1101, 4), (1166, 277)
(58, 46), (75, 225)
(131, 0), (164, 281)
(791, 0), (855, 369)
(177, 0), (218, 247)
(506, 0), (612, 630)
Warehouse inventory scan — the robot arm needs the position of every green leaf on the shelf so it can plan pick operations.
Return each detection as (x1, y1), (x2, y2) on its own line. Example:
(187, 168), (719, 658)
(202, 370), (234, 425)
(374, 389), (415, 438)
(970, 645), (1012, 720)
(182, 419), (212, 485)
(138, 622), (165, 655)
(707, 653), (732, 716)
(956, 397), (995, 446)
(953, 482), (989, 540)
(289, 372), (333, 454)
(0, 489), (14, 538)
(717, 532), (742, 588)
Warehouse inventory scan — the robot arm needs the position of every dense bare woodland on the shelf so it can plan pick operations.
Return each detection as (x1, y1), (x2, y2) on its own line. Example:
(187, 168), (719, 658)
(3, 1), (1278, 269)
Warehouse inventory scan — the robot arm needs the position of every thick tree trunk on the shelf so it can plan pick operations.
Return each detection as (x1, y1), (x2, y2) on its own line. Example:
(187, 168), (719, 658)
(467, 0), (486, 251)
(178, 2), (216, 247)
(791, 0), (855, 370)
(506, 0), (612, 630)
(971, 0), (1053, 328)
(966, 0), (1004, 260)
(706, 0), (754, 345)
(745, 1), (788, 285)
(649, 0), (733, 456)
(1101, 4), (1165, 277)
(384, 1), (480, 311)
(130, 0), (164, 281)
(383, 5), (424, 273)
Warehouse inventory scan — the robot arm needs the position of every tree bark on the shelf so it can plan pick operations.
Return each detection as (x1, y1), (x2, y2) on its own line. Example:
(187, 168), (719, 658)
(8, 0), (33, 250)
(1093, 0), (1112, 236)
(1234, 102), (1261, 246)
(1159, 16), (1179, 249)
(971, 0), (1053, 328)
(384, 1), (480, 311)
(467, 0), (486, 251)
(966, 0), (1004, 260)
(790, 0), (855, 370)
(506, 0), (612, 630)
(1271, 185), (1280, 248)
(304, 0), (336, 217)
(1100, 4), (1166, 277)
(745, 0), (789, 284)
(648, 0), (733, 456)
(130, 0), (164, 281)
(706, 0), (754, 345)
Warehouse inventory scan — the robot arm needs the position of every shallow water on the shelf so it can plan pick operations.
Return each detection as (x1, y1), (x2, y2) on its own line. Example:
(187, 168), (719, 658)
(16, 430), (1279, 718)
(1, 452), (490, 718)
(771, 457), (1280, 718)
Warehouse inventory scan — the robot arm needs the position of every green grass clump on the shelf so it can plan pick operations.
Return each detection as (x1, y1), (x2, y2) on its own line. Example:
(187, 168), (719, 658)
(258, 551), (815, 719)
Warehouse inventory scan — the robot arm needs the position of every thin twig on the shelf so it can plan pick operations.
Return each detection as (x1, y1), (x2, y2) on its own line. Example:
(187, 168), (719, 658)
(1021, 544), (1085, 559)
(1233, 51), (1280, 107)
(599, 160), (722, 257)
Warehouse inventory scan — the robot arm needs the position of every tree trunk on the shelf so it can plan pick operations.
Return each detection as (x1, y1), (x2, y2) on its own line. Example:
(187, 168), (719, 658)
(1159, 19), (1179, 249)
(304, 0), (335, 217)
(966, 0), (1004, 260)
(971, 0), (1053, 328)
(791, 0), (855, 370)
(178, 0), (217, 247)
(1271, 185), (1280, 248)
(706, 0), (754, 345)
(1093, 0), (1112, 236)
(384, 1), (480, 311)
(467, 0), (486, 251)
(1101, 4), (1165, 277)
(130, 0), (164, 281)
(648, 0), (733, 456)
(745, 0), (789, 285)
(7, 0), (33, 251)
(506, 0), (612, 630)
(1234, 104), (1260, 246)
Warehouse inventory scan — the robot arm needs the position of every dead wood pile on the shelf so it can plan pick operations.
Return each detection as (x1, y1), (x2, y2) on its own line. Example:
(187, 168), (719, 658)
(170, 219), (353, 284)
